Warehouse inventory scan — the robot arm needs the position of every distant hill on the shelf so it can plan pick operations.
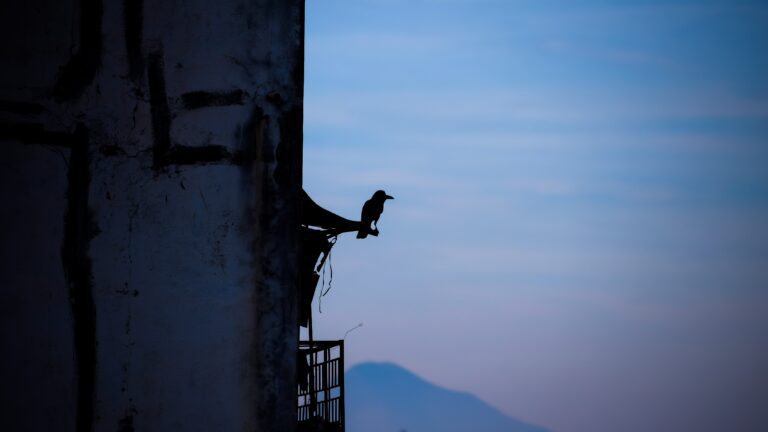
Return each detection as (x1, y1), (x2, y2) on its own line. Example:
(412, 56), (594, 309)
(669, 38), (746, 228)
(345, 362), (551, 432)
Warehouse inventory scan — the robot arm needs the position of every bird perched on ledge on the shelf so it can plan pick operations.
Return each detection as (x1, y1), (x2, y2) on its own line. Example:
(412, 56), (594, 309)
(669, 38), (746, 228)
(357, 190), (394, 239)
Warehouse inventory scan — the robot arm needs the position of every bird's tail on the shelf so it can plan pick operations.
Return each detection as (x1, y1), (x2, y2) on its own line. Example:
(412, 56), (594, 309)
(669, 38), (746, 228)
(356, 230), (368, 239)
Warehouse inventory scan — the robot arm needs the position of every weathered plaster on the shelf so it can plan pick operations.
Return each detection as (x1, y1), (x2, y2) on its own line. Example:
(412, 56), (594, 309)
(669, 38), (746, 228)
(1, 1), (305, 431)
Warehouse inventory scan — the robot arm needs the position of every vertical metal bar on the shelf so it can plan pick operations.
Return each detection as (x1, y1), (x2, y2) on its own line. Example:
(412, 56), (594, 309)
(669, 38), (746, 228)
(339, 339), (345, 432)
(307, 312), (316, 417)
(323, 347), (330, 412)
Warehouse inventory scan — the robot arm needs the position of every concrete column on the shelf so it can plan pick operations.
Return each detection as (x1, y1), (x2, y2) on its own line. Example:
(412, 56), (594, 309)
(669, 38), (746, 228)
(0, 1), (304, 430)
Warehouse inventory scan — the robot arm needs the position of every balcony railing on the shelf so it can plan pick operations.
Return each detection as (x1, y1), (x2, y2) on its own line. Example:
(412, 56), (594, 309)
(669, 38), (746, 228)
(298, 340), (344, 432)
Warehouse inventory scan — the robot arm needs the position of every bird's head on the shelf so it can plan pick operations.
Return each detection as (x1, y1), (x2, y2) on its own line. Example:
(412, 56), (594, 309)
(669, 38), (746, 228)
(373, 190), (394, 201)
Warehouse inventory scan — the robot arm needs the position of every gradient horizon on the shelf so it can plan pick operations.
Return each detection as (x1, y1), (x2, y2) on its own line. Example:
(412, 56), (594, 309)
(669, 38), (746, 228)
(301, 1), (768, 431)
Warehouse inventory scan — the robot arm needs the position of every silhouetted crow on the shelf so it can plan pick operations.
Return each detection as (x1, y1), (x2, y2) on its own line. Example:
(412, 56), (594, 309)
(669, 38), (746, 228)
(357, 190), (394, 239)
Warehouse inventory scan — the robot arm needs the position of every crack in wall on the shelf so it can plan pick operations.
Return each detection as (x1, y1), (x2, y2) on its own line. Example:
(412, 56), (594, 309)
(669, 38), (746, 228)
(52, 0), (103, 102)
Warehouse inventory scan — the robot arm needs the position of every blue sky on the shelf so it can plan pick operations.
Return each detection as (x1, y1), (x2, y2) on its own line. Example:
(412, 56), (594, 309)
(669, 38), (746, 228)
(301, 1), (768, 431)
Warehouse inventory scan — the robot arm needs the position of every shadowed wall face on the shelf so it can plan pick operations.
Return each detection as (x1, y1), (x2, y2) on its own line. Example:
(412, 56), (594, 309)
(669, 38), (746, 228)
(0, 1), (304, 431)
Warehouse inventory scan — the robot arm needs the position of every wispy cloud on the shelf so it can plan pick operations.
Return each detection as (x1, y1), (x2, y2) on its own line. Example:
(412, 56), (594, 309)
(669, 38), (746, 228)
(306, 87), (768, 133)
(306, 2), (768, 431)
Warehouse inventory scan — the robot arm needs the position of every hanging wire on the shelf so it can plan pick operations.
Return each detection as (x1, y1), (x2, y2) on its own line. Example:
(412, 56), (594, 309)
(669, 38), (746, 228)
(319, 253), (326, 313)
(321, 247), (333, 297)
(318, 235), (337, 314)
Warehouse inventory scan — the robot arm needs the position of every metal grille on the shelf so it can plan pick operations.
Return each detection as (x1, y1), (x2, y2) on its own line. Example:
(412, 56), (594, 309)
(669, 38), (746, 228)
(298, 340), (344, 431)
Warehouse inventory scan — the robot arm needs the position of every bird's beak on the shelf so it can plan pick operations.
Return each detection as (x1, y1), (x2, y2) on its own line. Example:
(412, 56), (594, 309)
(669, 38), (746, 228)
(385, 195), (394, 200)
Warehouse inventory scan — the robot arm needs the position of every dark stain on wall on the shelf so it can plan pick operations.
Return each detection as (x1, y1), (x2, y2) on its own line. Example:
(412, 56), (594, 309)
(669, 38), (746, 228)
(52, 0), (103, 102)
(99, 143), (129, 157)
(266, 91), (283, 106)
(117, 402), (137, 432)
(61, 124), (98, 432)
(241, 96), (303, 430)
(123, 0), (144, 82)
(0, 122), (74, 147)
(0, 100), (45, 115)
(148, 50), (237, 168)
(290, 2), (306, 100)
(117, 413), (134, 432)
(166, 144), (232, 165)
(235, 105), (267, 180)
(147, 48), (172, 170)
(180, 90), (246, 110)
(0, 120), (98, 431)
(276, 106), (302, 191)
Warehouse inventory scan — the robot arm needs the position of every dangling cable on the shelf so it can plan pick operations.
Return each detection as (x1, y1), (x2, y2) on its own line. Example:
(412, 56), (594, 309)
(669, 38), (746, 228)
(321, 247), (333, 297)
(318, 236), (337, 314)
(319, 253), (326, 313)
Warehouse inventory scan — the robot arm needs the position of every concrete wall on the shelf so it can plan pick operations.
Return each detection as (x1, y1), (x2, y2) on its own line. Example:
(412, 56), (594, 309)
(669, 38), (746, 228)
(0, 1), (304, 431)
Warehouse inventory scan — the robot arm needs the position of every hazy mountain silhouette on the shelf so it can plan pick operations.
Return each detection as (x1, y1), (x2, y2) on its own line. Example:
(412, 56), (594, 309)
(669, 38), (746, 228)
(346, 362), (551, 432)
